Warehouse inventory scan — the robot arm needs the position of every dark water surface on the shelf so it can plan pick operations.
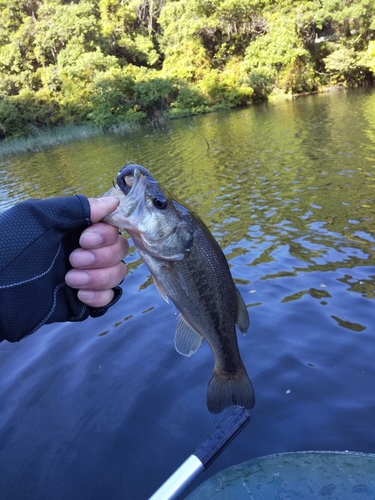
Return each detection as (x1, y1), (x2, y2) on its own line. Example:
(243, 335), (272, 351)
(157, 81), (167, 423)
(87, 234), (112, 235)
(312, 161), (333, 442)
(1, 89), (375, 499)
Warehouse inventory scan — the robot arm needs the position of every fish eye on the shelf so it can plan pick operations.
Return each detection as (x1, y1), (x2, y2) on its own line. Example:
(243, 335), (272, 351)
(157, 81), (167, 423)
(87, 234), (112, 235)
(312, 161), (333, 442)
(153, 197), (168, 210)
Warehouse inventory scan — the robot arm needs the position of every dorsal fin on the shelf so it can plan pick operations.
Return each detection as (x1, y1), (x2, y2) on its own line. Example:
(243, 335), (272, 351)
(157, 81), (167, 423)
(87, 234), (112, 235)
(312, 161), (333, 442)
(236, 287), (250, 334)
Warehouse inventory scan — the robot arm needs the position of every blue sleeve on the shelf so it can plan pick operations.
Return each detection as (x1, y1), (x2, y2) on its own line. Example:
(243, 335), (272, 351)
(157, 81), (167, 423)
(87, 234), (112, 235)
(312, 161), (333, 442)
(0, 195), (122, 342)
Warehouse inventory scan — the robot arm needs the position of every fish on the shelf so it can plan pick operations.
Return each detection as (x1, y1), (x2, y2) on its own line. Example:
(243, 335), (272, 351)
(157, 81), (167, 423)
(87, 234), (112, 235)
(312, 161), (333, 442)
(103, 164), (255, 413)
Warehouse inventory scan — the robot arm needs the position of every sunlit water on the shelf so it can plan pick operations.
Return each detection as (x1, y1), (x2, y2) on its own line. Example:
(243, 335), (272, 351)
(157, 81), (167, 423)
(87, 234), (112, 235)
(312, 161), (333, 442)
(1, 89), (375, 499)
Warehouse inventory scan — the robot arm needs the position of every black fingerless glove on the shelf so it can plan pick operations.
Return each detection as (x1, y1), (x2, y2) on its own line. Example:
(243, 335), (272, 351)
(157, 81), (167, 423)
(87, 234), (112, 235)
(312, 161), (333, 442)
(0, 195), (122, 342)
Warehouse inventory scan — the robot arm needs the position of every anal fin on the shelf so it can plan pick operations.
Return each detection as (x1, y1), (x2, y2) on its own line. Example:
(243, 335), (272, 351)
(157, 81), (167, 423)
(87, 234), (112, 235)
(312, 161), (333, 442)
(174, 315), (203, 357)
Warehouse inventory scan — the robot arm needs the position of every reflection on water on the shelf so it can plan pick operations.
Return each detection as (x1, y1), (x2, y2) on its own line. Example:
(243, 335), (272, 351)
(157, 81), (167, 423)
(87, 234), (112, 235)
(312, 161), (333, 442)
(1, 89), (375, 499)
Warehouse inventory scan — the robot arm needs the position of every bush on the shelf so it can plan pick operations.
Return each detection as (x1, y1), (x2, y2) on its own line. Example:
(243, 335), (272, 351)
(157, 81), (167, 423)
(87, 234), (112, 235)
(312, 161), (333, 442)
(0, 90), (59, 138)
(87, 73), (135, 127)
(198, 69), (253, 107)
(323, 46), (369, 85)
(171, 85), (209, 113)
(0, 99), (23, 138)
(242, 13), (310, 95)
(133, 77), (177, 119)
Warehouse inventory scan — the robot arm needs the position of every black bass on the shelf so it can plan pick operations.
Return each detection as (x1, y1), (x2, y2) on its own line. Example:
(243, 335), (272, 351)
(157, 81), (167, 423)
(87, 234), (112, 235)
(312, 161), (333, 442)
(104, 164), (255, 413)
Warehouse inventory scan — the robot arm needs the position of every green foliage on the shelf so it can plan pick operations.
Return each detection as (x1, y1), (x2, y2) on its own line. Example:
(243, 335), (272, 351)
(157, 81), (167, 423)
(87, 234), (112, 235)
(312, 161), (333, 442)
(0, 89), (58, 139)
(0, 0), (374, 139)
(133, 77), (177, 122)
(98, 0), (161, 65)
(198, 65), (253, 106)
(170, 85), (209, 117)
(161, 41), (211, 81)
(360, 41), (375, 75)
(87, 68), (136, 126)
(323, 46), (356, 82)
(242, 13), (316, 94)
(33, 1), (101, 66)
(308, 0), (375, 86)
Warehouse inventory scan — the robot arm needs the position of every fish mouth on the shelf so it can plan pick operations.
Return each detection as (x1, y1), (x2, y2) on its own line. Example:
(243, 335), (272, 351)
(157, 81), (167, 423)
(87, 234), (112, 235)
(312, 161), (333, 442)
(110, 164), (153, 217)
(117, 164), (156, 196)
(102, 165), (151, 224)
(116, 164), (168, 216)
(102, 164), (166, 226)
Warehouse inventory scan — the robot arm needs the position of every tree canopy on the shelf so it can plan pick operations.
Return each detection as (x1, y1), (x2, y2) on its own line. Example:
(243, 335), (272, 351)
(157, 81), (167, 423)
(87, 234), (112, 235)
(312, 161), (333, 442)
(1, 0), (374, 138)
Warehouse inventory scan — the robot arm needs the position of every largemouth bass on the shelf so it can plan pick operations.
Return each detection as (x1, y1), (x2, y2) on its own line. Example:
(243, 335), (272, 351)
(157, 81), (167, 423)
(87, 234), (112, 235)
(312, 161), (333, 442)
(104, 164), (255, 413)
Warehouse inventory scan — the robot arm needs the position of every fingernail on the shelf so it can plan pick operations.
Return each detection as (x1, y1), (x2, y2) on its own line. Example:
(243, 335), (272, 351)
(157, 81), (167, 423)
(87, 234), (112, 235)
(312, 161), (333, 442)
(78, 290), (96, 301)
(66, 271), (90, 287)
(70, 250), (95, 267)
(80, 231), (102, 247)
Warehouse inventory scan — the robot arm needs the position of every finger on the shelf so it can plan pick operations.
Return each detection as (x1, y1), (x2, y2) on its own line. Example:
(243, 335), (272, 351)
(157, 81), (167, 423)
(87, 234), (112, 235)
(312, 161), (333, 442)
(70, 236), (129, 269)
(79, 222), (121, 249)
(65, 261), (127, 290)
(88, 197), (120, 224)
(77, 289), (115, 308)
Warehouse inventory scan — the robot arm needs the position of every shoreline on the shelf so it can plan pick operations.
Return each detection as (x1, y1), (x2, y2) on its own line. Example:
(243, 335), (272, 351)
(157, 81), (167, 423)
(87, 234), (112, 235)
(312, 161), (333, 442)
(0, 84), (371, 160)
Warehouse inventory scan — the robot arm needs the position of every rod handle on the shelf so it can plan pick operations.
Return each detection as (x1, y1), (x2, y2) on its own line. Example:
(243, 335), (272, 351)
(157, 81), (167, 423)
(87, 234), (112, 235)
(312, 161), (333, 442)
(194, 407), (251, 469)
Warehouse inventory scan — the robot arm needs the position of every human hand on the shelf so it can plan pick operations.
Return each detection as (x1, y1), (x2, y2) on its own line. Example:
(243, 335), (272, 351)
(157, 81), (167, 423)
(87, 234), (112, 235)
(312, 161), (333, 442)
(65, 197), (128, 308)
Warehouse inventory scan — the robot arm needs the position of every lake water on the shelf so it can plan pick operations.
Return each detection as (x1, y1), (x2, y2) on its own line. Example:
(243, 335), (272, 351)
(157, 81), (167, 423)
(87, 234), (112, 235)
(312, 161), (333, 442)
(1, 89), (375, 499)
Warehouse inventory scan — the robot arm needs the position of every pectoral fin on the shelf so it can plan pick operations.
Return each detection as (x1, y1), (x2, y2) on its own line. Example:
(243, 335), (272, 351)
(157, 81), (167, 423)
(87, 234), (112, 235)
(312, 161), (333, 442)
(236, 287), (250, 334)
(174, 315), (203, 357)
(152, 274), (169, 303)
(169, 263), (189, 295)
(143, 255), (188, 300)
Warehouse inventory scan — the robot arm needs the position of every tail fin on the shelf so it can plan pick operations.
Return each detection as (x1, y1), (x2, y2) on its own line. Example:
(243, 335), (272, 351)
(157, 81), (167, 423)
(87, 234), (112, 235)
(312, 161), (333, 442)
(207, 366), (255, 414)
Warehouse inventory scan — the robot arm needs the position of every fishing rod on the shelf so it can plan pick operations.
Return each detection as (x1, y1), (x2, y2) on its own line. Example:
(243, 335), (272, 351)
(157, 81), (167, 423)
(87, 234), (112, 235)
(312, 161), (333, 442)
(149, 406), (252, 500)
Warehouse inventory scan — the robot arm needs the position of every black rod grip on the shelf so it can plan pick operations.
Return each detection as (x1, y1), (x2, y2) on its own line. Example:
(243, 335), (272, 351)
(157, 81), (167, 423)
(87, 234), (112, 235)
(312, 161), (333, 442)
(193, 407), (252, 469)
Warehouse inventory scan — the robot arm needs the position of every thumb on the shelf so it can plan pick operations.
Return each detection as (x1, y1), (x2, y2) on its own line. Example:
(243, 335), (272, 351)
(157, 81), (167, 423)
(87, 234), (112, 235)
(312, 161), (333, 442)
(88, 196), (120, 223)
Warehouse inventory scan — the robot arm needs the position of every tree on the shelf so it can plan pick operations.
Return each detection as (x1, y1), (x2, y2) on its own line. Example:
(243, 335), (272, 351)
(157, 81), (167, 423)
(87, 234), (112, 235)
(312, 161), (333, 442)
(0, 0), (374, 139)
(98, 0), (161, 66)
(242, 11), (316, 95)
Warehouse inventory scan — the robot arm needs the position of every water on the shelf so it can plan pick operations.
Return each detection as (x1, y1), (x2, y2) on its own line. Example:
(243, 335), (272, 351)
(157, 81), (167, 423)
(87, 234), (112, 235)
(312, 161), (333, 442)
(1, 89), (375, 499)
